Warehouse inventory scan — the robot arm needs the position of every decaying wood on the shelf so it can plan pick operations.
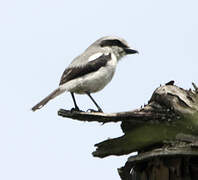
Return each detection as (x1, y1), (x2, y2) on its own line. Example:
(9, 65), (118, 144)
(58, 82), (198, 158)
(58, 82), (198, 179)
(119, 156), (198, 180)
(58, 108), (175, 124)
(118, 140), (198, 180)
(58, 82), (198, 124)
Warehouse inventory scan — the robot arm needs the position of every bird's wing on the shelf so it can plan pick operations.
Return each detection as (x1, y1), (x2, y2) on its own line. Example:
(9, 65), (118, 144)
(59, 53), (111, 85)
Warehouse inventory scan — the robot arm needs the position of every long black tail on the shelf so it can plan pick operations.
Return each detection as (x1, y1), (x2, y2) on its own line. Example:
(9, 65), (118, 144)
(32, 88), (63, 112)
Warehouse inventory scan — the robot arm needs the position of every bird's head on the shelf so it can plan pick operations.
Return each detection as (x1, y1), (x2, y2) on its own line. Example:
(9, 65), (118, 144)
(93, 36), (138, 60)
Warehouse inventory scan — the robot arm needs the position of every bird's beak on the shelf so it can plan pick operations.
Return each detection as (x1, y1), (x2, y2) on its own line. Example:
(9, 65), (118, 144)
(124, 48), (139, 54)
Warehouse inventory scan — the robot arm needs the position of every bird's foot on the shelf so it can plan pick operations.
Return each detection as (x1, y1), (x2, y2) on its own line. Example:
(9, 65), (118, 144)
(70, 107), (83, 112)
(86, 108), (103, 113)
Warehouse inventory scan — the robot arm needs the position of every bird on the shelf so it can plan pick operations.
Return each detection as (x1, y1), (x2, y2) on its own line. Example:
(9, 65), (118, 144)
(31, 36), (138, 112)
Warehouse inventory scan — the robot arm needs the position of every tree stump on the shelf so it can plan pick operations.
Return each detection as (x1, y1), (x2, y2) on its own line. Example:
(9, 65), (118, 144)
(58, 81), (198, 180)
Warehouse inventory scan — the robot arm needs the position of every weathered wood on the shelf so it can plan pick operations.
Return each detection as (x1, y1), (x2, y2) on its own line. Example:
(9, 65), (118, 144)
(127, 141), (198, 165)
(118, 142), (198, 180)
(58, 109), (174, 124)
(58, 83), (198, 127)
(58, 83), (198, 159)
(58, 82), (198, 179)
(93, 83), (198, 158)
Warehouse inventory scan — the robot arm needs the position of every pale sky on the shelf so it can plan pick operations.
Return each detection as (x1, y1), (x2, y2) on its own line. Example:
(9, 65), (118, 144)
(0, 0), (198, 179)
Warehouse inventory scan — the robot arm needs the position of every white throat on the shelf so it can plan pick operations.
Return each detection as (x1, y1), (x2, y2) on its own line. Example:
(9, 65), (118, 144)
(111, 46), (126, 61)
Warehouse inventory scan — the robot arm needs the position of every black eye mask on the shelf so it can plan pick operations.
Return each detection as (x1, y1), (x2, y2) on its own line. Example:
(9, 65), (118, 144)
(100, 40), (128, 48)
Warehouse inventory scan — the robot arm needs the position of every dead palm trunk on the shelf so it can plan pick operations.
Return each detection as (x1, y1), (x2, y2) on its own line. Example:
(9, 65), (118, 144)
(58, 81), (198, 180)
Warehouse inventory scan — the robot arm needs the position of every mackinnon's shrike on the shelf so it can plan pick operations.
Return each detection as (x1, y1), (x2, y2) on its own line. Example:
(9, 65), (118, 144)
(32, 36), (138, 112)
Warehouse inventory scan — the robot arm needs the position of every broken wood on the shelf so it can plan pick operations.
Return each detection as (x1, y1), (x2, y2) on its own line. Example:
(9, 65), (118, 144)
(58, 82), (198, 158)
(118, 140), (198, 180)
(58, 82), (198, 179)
(58, 108), (175, 124)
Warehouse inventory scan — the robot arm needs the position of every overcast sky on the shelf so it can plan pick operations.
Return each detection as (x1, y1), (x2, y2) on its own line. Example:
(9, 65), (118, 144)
(0, 0), (198, 179)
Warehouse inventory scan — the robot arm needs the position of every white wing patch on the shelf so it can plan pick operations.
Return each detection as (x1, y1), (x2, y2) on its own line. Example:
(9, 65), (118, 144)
(88, 52), (103, 62)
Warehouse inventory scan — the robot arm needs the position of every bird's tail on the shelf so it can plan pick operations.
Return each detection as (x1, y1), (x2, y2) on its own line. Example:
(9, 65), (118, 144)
(31, 88), (64, 112)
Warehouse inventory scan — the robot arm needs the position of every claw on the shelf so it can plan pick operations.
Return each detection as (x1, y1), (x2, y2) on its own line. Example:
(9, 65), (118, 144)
(70, 107), (83, 112)
(86, 108), (103, 113)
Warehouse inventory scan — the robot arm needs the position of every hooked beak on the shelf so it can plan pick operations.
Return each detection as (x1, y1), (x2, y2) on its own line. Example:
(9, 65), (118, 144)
(124, 48), (139, 54)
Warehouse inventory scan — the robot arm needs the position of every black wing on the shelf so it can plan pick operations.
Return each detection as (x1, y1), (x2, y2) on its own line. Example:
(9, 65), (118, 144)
(59, 53), (111, 85)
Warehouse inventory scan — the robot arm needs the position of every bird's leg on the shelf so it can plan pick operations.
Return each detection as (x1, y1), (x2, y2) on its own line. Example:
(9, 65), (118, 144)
(70, 92), (81, 111)
(86, 92), (103, 112)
